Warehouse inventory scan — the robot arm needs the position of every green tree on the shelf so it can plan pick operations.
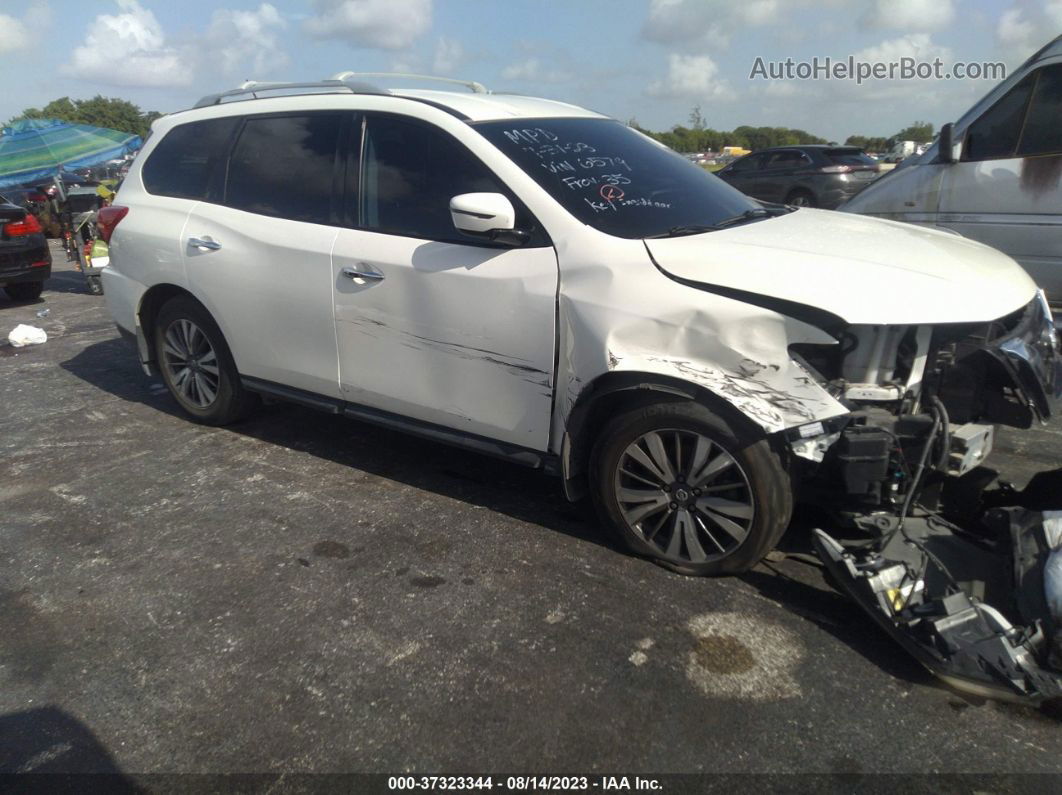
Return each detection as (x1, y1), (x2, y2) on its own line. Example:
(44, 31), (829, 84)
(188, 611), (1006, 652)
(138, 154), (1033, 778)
(9, 96), (161, 138)
(891, 120), (934, 145)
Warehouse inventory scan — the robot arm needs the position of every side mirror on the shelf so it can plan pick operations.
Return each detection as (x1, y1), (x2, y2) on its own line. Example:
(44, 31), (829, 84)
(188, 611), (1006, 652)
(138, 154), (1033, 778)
(450, 193), (528, 246)
(938, 122), (961, 164)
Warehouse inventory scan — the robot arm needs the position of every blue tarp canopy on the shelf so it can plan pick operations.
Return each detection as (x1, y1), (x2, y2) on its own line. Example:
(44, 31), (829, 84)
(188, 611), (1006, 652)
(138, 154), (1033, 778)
(0, 118), (142, 189)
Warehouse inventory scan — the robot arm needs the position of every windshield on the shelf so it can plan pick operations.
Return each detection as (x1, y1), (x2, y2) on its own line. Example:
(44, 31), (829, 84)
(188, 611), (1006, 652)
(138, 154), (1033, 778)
(474, 118), (762, 239)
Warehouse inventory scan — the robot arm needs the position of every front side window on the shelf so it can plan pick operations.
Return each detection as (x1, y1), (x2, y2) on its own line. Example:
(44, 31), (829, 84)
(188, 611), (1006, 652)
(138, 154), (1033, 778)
(475, 118), (761, 239)
(360, 115), (521, 243)
(225, 113), (345, 225)
(142, 117), (238, 200)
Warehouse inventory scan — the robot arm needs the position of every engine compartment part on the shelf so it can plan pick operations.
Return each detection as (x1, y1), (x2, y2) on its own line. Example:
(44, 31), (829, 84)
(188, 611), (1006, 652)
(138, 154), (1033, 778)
(813, 467), (1062, 703)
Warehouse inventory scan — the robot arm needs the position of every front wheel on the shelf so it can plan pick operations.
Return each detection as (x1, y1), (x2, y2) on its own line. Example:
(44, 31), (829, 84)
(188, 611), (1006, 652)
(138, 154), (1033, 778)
(590, 401), (792, 575)
(154, 296), (255, 425)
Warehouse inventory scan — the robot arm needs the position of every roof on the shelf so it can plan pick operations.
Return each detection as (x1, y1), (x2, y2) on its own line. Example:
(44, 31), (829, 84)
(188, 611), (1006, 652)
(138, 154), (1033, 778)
(389, 89), (605, 122)
(188, 74), (607, 123)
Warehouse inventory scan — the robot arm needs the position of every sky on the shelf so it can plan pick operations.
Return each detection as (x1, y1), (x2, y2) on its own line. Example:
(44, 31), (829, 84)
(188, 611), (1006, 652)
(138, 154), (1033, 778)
(0, 0), (1059, 142)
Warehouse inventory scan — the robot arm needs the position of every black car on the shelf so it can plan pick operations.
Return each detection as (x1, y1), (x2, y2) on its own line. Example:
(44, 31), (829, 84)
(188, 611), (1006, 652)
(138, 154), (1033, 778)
(715, 145), (880, 209)
(0, 195), (52, 301)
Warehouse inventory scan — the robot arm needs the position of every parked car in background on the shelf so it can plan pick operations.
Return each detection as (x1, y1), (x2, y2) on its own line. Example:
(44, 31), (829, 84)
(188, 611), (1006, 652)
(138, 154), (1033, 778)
(843, 35), (1062, 303)
(0, 194), (51, 301)
(715, 145), (880, 208)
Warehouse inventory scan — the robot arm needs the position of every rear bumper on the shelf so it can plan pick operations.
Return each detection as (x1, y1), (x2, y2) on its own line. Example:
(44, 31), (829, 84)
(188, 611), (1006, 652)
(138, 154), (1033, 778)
(0, 235), (51, 285)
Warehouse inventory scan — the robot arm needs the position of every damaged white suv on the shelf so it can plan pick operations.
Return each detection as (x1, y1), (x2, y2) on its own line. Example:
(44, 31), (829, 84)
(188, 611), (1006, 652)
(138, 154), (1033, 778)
(101, 74), (1061, 581)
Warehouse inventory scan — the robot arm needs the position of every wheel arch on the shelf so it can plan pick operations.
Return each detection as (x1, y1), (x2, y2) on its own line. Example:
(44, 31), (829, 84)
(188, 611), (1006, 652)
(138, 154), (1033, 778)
(135, 283), (203, 375)
(560, 371), (770, 502)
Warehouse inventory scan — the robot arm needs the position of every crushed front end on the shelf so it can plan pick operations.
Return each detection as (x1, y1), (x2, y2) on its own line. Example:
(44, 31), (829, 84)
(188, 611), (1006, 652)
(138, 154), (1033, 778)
(787, 290), (1062, 701)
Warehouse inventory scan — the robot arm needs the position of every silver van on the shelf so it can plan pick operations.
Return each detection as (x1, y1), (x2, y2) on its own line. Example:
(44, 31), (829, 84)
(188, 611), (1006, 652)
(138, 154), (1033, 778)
(842, 36), (1062, 302)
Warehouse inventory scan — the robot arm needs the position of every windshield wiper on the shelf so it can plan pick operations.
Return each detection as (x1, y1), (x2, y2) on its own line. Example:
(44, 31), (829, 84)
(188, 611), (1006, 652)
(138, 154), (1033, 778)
(646, 208), (782, 239)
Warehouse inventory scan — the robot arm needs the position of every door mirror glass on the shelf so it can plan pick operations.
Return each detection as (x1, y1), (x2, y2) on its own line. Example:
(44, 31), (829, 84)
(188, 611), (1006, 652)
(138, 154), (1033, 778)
(450, 192), (516, 235)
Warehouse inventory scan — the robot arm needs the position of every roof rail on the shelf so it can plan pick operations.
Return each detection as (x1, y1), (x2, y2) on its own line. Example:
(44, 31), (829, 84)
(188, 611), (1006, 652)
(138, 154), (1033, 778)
(193, 76), (385, 109)
(330, 71), (489, 94)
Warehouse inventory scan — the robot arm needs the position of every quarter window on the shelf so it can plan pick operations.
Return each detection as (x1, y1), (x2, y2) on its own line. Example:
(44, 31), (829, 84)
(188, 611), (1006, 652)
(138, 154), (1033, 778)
(360, 115), (510, 243)
(225, 113), (345, 225)
(964, 72), (1037, 161)
(1017, 64), (1062, 157)
(142, 118), (238, 200)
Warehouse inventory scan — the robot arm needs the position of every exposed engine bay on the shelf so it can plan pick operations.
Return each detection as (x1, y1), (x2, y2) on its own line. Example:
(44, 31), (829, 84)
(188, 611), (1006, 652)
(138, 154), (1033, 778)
(786, 290), (1062, 701)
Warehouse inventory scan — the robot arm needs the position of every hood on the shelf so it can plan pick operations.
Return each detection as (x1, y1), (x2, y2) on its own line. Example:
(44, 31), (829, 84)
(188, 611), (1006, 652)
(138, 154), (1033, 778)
(645, 208), (1037, 326)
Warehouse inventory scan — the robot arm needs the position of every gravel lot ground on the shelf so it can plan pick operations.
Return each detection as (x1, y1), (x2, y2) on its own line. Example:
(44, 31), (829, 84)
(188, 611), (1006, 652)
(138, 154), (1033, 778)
(2, 248), (1061, 783)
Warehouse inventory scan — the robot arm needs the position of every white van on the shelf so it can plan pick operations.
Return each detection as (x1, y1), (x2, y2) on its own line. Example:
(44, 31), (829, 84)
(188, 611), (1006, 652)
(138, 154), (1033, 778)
(842, 36), (1062, 302)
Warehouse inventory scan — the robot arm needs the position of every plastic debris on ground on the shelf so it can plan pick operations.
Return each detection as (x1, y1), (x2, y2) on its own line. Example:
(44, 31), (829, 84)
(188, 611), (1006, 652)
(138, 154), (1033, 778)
(8, 324), (48, 347)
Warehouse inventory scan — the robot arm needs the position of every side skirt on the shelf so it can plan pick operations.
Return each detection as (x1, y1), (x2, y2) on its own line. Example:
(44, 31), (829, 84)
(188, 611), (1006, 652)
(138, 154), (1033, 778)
(240, 376), (559, 474)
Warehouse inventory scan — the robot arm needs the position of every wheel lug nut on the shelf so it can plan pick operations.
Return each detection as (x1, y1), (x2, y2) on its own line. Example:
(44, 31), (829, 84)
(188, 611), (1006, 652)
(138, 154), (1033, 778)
(669, 502), (677, 510)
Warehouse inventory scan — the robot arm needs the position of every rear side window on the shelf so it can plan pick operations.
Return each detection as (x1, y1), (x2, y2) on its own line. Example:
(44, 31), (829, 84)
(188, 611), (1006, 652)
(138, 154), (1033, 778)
(225, 114), (346, 225)
(1017, 64), (1062, 157)
(142, 118), (238, 199)
(823, 148), (876, 166)
(764, 151), (809, 169)
(964, 72), (1036, 161)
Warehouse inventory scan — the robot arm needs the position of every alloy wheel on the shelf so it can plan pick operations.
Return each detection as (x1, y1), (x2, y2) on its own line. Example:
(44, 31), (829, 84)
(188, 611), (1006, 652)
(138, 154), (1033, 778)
(161, 318), (220, 408)
(614, 429), (754, 564)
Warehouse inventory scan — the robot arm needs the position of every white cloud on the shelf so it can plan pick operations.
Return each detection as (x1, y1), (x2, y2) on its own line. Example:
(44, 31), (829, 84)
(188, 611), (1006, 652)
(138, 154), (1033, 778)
(432, 36), (464, 75)
(62, 0), (190, 87)
(996, 3), (1060, 66)
(206, 3), (288, 77)
(861, 0), (956, 32)
(0, 2), (50, 54)
(500, 57), (572, 84)
(642, 0), (795, 49)
(647, 54), (735, 100)
(304, 0), (431, 50)
(0, 16), (30, 54)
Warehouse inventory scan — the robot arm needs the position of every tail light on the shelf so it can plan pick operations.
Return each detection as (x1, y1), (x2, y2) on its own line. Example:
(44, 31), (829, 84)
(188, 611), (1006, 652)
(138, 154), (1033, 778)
(97, 205), (129, 243)
(3, 213), (43, 237)
(27, 191), (48, 203)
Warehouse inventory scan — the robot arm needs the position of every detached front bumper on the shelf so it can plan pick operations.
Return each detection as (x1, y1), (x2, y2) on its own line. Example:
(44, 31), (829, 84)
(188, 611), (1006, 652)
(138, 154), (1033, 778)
(813, 468), (1062, 703)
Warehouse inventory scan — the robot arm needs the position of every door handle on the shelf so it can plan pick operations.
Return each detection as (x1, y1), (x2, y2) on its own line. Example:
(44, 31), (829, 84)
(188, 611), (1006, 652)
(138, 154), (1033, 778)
(341, 265), (384, 282)
(188, 237), (221, 251)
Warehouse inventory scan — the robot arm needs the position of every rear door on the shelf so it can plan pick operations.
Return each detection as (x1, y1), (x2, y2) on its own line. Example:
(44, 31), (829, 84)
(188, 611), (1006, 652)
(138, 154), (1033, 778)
(181, 111), (348, 398)
(940, 61), (1062, 299)
(330, 113), (558, 450)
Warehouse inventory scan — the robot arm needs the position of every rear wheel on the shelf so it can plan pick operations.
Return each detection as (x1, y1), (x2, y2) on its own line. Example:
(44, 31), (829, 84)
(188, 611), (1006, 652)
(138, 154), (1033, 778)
(4, 281), (43, 301)
(590, 401), (792, 575)
(785, 189), (815, 208)
(154, 296), (255, 425)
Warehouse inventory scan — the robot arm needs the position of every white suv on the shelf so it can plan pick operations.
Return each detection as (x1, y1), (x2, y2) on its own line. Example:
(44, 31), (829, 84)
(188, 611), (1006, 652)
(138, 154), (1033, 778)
(101, 73), (1060, 576)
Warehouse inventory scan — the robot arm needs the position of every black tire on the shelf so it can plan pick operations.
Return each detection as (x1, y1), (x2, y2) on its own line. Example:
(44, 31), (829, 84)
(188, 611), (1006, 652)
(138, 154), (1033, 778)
(590, 401), (792, 576)
(87, 275), (103, 295)
(154, 296), (255, 425)
(4, 281), (43, 301)
(785, 189), (816, 208)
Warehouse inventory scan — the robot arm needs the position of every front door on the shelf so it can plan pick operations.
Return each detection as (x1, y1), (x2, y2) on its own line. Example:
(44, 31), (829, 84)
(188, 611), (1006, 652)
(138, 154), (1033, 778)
(332, 114), (559, 450)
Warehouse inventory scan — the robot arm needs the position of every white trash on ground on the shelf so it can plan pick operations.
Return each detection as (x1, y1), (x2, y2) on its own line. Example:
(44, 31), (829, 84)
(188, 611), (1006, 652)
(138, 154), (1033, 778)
(7, 324), (48, 347)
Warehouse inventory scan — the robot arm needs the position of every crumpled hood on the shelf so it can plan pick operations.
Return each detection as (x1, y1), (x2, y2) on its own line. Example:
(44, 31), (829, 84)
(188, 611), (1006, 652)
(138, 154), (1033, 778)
(645, 208), (1038, 326)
